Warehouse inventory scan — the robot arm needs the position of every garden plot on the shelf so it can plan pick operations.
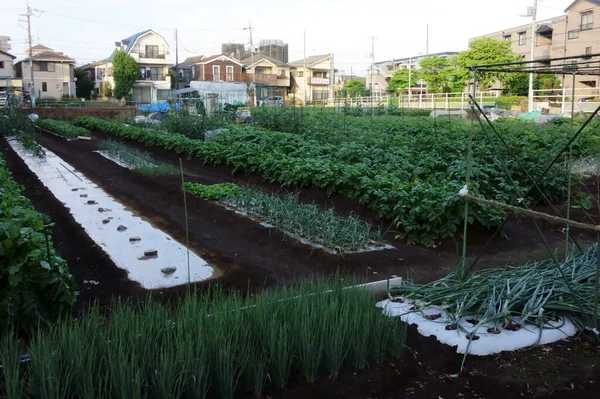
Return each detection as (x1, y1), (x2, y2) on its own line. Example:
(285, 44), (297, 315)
(8, 139), (215, 289)
(377, 298), (577, 356)
(96, 140), (177, 176)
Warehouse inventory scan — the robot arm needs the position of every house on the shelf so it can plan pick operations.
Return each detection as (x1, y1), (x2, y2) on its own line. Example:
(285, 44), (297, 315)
(240, 54), (290, 100)
(289, 54), (334, 104)
(472, 0), (600, 91)
(0, 50), (22, 91)
(367, 52), (458, 94)
(14, 45), (76, 100)
(170, 55), (204, 89)
(190, 54), (243, 82)
(88, 29), (171, 103)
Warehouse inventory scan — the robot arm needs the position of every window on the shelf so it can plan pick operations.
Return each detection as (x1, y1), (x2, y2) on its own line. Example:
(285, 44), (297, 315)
(277, 69), (286, 77)
(586, 46), (592, 55)
(157, 89), (169, 100)
(212, 65), (220, 81)
(192, 66), (196, 78)
(42, 82), (47, 92)
(226, 65), (233, 81)
(297, 71), (303, 77)
(568, 29), (580, 39)
(145, 45), (160, 58)
(34, 62), (55, 72)
(581, 11), (593, 30)
(0, 61), (4, 69)
(518, 32), (526, 46)
(503, 34), (512, 43)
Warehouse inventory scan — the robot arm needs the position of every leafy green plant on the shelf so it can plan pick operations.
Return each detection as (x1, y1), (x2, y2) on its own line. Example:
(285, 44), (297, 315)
(0, 155), (76, 332)
(98, 139), (177, 176)
(182, 182), (243, 200)
(37, 119), (90, 139)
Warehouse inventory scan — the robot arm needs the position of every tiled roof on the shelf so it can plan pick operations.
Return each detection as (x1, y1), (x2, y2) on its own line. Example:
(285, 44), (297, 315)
(240, 54), (289, 67)
(289, 54), (331, 67)
(21, 50), (75, 63)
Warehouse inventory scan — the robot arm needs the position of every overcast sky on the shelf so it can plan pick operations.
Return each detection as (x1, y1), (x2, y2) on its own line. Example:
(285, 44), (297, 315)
(0, 0), (573, 74)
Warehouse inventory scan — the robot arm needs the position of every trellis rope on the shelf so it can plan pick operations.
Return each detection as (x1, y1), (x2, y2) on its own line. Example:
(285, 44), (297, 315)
(462, 194), (600, 233)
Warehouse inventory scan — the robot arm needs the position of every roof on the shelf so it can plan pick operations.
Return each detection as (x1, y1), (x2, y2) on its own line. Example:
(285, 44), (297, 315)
(80, 59), (108, 69)
(240, 54), (289, 67)
(565, 0), (600, 12)
(177, 55), (205, 69)
(537, 24), (553, 34)
(375, 51), (459, 67)
(197, 54), (243, 65)
(31, 44), (52, 51)
(19, 50), (75, 63)
(289, 54), (331, 67)
(0, 50), (16, 59)
(108, 29), (166, 61)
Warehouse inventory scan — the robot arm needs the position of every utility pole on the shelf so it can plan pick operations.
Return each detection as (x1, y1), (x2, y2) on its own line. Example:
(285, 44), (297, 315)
(21, 3), (35, 107)
(175, 29), (179, 90)
(369, 36), (375, 98)
(527, 0), (538, 112)
(303, 31), (306, 106)
(408, 56), (412, 107)
(244, 21), (256, 106)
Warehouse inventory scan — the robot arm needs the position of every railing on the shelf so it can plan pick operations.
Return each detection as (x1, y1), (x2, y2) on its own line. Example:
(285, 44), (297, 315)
(532, 87), (600, 116)
(138, 52), (166, 59)
(310, 77), (330, 85)
(138, 74), (167, 81)
(334, 91), (500, 110)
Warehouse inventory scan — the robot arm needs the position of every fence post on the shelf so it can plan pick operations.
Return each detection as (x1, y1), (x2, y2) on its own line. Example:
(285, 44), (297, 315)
(461, 92), (465, 109)
(445, 93), (449, 110)
(561, 86), (566, 115)
(419, 93), (423, 109)
(480, 90), (483, 105)
(431, 93), (434, 110)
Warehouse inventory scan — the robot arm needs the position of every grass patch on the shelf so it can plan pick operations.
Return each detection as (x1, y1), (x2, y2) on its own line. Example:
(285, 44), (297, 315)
(1, 277), (406, 398)
(183, 182), (385, 252)
(98, 139), (177, 176)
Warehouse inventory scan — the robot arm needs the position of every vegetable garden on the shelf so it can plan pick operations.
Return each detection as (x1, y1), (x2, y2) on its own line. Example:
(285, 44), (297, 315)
(1, 103), (600, 397)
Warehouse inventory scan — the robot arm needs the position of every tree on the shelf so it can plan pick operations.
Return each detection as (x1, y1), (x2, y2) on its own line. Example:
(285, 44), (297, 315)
(74, 68), (94, 99)
(344, 79), (366, 97)
(112, 50), (139, 99)
(386, 67), (420, 94)
(419, 55), (452, 93)
(502, 73), (561, 96)
(450, 38), (519, 90)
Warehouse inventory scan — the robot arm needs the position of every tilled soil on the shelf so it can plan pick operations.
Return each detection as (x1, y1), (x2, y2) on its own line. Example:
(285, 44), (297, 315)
(1, 131), (599, 398)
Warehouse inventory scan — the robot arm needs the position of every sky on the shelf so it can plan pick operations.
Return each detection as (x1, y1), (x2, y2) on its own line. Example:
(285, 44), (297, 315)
(0, 0), (574, 75)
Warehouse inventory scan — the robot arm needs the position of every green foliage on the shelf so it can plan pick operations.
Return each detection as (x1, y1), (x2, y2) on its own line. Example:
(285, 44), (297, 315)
(0, 155), (76, 332)
(386, 67), (419, 94)
(102, 82), (113, 98)
(502, 73), (562, 96)
(184, 183), (384, 252)
(112, 51), (139, 99)
(161, 112), (229, 139)
(1, 278), (407, 398)
(343, 79), (367, 97)
(418, 55), (452, 93)
(452, 38), (520, 90)
(74, 115), (595, 246)
(98, 139), (177, 176)
(74, 68), (95, 100)
(37, 118), (90, 139)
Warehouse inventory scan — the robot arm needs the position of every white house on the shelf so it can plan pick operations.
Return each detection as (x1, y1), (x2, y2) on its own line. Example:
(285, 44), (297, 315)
(14, 45), (76, 100)
(88, 30), (171, 103)
(289, 54), (335, 104)
(0, 50), (22, 91)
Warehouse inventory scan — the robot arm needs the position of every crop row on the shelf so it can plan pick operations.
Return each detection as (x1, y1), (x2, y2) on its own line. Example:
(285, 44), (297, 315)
(73, 116), (587, 245)
(36, 118), (90, 139)
(1, 279), (406, 399)
(0, 152), (76, 332)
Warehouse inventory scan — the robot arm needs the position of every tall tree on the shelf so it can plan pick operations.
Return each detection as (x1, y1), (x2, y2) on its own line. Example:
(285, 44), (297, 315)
(344, 79), (366, 97)
(450, 38), (519, 91)
(386, 67), (420, 94)
(112, 51), (139, 100)
(74, 68), (95, 99)
(419, 56), (452, 93)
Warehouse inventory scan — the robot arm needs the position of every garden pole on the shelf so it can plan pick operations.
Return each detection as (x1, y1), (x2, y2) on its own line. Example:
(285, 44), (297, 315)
(565, 72), (577, 254)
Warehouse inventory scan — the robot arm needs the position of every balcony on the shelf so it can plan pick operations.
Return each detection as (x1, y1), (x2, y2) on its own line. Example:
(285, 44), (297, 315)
(138, 73), (167, 82)
(138, 52), (166, 59)
(310, 77), (330, 85)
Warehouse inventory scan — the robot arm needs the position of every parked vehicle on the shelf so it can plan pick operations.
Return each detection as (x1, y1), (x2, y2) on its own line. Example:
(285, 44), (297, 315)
(262, 96), (284, 107)
(0, 91), (7, 107)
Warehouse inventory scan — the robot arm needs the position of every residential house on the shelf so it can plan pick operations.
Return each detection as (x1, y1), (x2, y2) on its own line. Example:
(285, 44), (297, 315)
(0, 36), (11, 53)
(88, 29), (171, 103)
(170, 55), (204, 88)
(289, 54), (334, 104)
(0, 50), (22, 91)
(190, 54), (243, 82)
(14, 45), (76, 100)
(367, 51), (459, 94)
(240, 54), (290, 100)
(472, 0), (600, 91)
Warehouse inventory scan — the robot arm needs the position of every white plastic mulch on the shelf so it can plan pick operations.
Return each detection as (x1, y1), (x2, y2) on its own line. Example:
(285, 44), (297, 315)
(377, 298), (578, 356)
(8, 140), (215, 289)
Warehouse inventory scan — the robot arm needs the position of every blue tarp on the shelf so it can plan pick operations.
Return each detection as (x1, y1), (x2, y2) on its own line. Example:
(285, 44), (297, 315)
(137, 101), (181, 112)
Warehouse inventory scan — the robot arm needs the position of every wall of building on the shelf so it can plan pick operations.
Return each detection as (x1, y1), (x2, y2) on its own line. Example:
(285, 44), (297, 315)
(21, 61), (76, 99)
(199, 61), (242, 81)
(129, 33), (170, 66)
(0, 54), (14, 78)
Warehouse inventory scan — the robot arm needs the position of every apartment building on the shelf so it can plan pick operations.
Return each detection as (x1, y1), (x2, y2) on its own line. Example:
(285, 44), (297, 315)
(14, 45), (76, 100)
(473, 0), (600, 90)
(289, 54), (334, 104)
(88, 29), (171, 103)
(367, 51), (458, 94)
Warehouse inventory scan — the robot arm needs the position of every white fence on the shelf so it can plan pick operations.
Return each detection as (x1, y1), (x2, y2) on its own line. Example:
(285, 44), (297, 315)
(334, 91), (500, 110)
